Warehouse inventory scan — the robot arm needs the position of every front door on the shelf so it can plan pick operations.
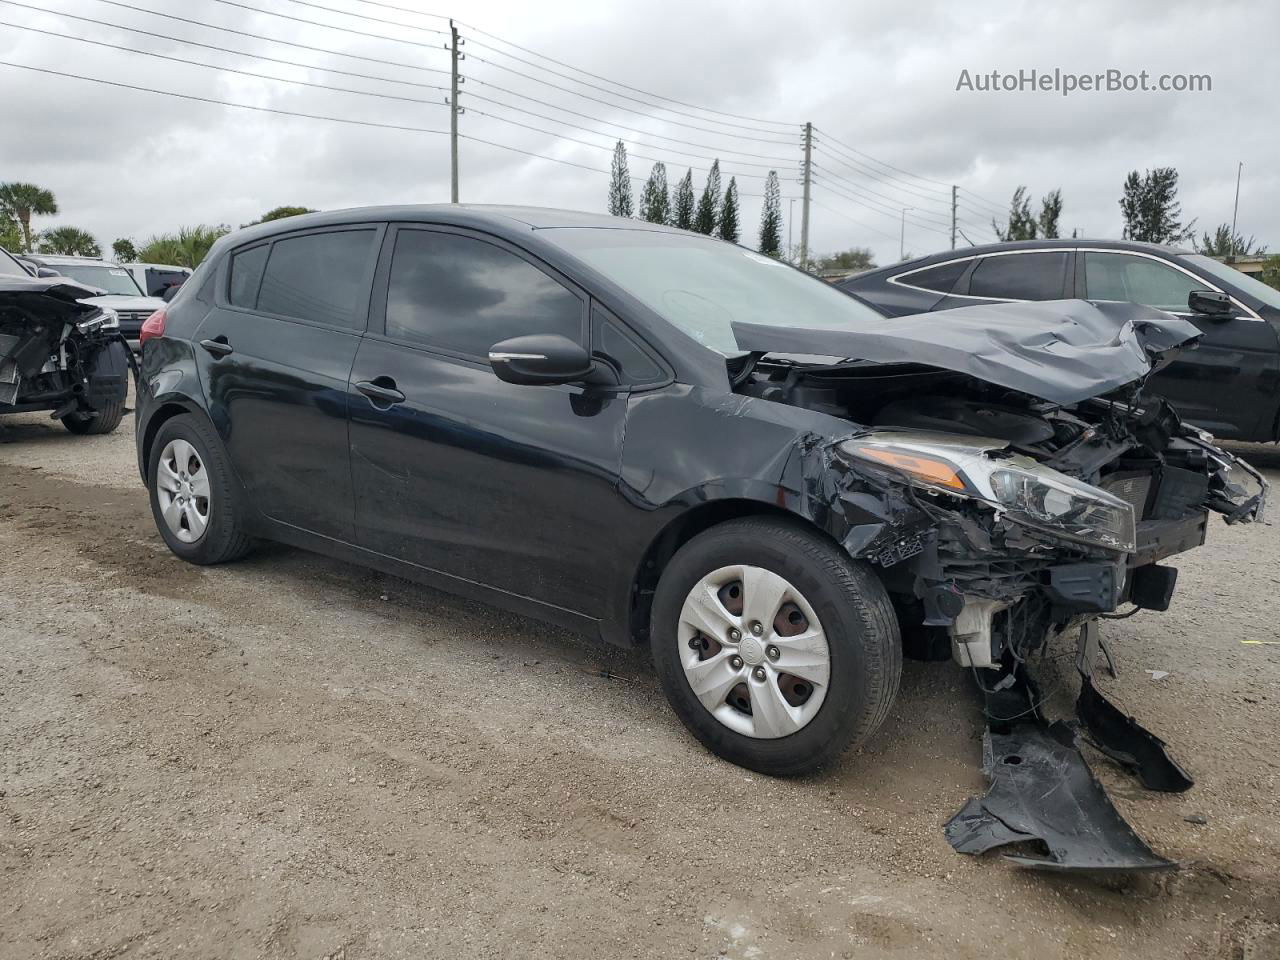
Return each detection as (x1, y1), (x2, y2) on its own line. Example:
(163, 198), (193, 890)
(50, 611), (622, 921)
(195, 225), (383, 542)
(1081, 251), (1280, 438)
(347, 225), (630, 617)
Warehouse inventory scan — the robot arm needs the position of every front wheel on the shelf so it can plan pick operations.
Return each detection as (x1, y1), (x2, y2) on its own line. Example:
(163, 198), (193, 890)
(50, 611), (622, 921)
(62, 400), (124, 435)
(650, 517), (901, 777)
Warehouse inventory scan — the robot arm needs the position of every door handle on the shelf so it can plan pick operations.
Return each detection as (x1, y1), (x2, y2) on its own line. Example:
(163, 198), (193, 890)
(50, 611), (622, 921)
(199, 337), (233, 358)
(355, 378), (405, 406)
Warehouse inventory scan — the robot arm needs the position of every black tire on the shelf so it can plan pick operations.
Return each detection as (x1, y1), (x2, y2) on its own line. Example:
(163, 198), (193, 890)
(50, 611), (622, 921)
(651, 517), (901, 777)
(62, 400), (125, 435)
(147, 413), (254, 565)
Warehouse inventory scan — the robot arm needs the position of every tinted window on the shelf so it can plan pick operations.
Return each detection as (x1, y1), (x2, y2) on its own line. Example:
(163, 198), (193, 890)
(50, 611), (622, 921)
(228, 244), (268, 309)
(900, 258), (969, 294)
(0, 247), (28, 277)
(385, 230), (583, 356)
(53, 263), (144, 296)
(1086, 253), (1206, 313)
(257, 229), (376, 329)
(144, 267), (189, 297)
(967, 252), (1069, 300)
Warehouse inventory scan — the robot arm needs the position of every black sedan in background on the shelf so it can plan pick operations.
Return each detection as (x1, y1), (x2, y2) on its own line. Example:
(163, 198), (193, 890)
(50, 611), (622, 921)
(841, 239), (1280, 442)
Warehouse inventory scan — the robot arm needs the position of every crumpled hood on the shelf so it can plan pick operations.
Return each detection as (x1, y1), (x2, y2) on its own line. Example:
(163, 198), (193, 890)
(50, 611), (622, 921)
(733, 299), (1203, 406)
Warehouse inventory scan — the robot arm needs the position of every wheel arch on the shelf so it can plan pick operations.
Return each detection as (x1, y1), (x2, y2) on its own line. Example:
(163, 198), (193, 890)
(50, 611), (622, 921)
(137, 397), (206, 483)
(624, 497), (840, 647)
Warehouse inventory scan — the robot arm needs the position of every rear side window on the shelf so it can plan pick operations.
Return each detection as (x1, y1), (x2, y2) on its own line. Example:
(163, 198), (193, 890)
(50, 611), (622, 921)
(385, 229), (583, 357)
(228, 244), (268, 309)
(967, 252), (1070, 300)
(256, 229), (377, 329)
(898, 259), (969, 294)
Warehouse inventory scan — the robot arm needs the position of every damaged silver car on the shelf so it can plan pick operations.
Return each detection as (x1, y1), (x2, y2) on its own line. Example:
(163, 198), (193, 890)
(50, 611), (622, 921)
(133, 209), (1265, 872)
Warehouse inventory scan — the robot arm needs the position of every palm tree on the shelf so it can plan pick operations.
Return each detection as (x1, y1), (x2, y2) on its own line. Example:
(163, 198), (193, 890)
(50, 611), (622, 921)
(39, 225), (101, 257)
(0, 181), (58, 253)
(138, 224), (229, 268)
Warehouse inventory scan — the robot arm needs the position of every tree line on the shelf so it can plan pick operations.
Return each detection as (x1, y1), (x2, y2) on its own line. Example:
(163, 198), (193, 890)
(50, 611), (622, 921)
(606, 142), (785, 257)
(0, 183), (314, 268)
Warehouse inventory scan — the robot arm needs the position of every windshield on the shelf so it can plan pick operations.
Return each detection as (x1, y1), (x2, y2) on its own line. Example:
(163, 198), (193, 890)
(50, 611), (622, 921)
(544, 228), (886, 354)
(52, 263), (144, 296)
(0, 247), (29, 277)
(1182, 254), (1280, 311)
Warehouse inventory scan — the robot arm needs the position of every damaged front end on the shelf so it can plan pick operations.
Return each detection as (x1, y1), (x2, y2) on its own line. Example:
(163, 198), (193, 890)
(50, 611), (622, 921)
(734, 300), (1265, 870)
(0, 276), (131, 422)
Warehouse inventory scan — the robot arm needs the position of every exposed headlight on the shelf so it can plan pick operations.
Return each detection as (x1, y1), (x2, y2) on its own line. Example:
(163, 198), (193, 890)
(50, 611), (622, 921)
(76, 307), (118, 333)
(838, 432), (1136, 554)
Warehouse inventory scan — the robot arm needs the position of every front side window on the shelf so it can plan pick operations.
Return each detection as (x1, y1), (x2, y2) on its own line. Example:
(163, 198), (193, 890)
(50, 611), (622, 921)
(385, 229), (583, 356)
(256, 229), (377, 329)
(966, 252), (1070, 300)
(1084, 252), (1203, 313)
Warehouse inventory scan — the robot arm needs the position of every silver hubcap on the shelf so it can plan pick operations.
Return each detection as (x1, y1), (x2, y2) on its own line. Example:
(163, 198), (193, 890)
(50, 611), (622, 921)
(156, 438), (211, 543)
(678, 565), (831, 739)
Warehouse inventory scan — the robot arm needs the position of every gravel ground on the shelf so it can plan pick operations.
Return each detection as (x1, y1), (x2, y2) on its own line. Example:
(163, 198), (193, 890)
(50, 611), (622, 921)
(1, 401), (1278, 960)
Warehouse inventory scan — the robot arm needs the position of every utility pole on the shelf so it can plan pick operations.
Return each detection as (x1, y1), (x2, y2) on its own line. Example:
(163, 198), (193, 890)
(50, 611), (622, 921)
(788, 197), (795, 259)
(799, 122), (812, 270)
(1229, 161), (1243, 261)
(950, 185), (957, 250)
(448, 20), (463, 203)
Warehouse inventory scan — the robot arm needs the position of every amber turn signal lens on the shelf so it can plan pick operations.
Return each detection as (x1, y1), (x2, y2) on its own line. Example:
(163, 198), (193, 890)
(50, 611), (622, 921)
(852, 448), (967, 491)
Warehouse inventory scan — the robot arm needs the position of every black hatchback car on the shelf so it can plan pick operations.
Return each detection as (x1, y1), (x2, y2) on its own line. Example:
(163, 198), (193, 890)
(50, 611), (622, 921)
(134, 207), (1263, 798)
(841, 240), (1280, 442)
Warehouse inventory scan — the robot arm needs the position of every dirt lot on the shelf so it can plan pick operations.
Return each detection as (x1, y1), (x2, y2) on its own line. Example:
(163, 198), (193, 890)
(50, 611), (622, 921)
(1, 402), (1278, 960)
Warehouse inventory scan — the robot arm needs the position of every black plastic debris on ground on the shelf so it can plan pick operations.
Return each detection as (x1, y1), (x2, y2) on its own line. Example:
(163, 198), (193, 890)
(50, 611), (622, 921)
(945, 628), (1189, 871)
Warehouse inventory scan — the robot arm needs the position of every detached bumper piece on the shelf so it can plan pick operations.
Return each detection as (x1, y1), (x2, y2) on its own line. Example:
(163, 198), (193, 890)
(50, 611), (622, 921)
(944, 629), (1189, 871)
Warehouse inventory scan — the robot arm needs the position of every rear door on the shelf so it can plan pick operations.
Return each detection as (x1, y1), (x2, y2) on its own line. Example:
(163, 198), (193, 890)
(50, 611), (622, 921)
(194, 224), (383, 542)
(1081, 250), (1280, 437)
(347, 224), (632, 617)
(938, 249), (1073, 308)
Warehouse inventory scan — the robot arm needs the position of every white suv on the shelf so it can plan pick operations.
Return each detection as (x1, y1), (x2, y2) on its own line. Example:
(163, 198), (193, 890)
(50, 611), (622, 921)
(27, 254), (165, 347)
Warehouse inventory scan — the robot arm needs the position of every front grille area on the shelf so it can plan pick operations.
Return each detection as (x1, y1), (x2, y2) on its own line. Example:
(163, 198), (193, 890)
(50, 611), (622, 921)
(115, 310), (151, 334)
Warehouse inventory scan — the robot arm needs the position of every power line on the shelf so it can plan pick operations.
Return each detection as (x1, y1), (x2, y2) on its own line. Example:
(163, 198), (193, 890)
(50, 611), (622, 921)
(957, 186), (1009, 214)
(0, 19), (449, 102)
(465, 50), (799, 144)
(341, 0), (798, 129)
(465, 82), (798, 164)
(0, 0), (442, 89)
(810, 165), (954, 227)
(466, 107), (776, 181)
(814, 145), (953, 205)
(813, 126), (954, 189)
(465, 93), (795, 170)
(811, 174), (952, 237)
(0, 58), (451, 133)
(810, 199), (903, 244)
(281, 0), (445, 35)
(205, 0), (446, 44)
(84, 0), (448, 74)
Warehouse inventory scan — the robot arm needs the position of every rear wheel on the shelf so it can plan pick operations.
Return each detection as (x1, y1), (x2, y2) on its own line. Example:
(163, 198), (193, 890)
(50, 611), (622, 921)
(148, 414), (253, 565)
(62, 400), (124, 435)
(651, 517), (901, 776)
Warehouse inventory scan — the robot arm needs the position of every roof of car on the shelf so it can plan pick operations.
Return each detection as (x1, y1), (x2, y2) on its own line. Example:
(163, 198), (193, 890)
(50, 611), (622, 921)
(30, 254), (121, 265)
(852, 238), (1195, 282)
(124, 262), (193, 271)
(225, 204), (684, 247)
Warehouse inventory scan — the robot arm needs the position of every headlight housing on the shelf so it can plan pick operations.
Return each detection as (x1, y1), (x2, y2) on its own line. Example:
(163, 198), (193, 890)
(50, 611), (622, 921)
(77, 307), (118, 333)
(839, 432), (1136, 554)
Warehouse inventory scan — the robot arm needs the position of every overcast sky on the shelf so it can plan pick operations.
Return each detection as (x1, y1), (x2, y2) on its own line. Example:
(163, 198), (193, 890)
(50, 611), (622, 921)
(2, 0), (1277, 265)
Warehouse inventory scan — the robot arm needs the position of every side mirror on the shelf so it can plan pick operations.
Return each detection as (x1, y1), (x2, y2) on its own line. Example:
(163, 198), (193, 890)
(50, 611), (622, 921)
(488, 334), (595, 386)
(1188, 289), (1234, 318)
(36, 266), (61, 278)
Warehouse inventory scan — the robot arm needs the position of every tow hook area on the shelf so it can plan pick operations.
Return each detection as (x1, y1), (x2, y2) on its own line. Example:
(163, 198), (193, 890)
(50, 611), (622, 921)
(944, 623), (1191, 871)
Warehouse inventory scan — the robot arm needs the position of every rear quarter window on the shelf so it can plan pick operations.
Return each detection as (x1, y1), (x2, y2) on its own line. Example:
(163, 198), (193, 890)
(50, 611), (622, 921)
(228, 244), (269, 309)
(897, 259), (969, 294)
